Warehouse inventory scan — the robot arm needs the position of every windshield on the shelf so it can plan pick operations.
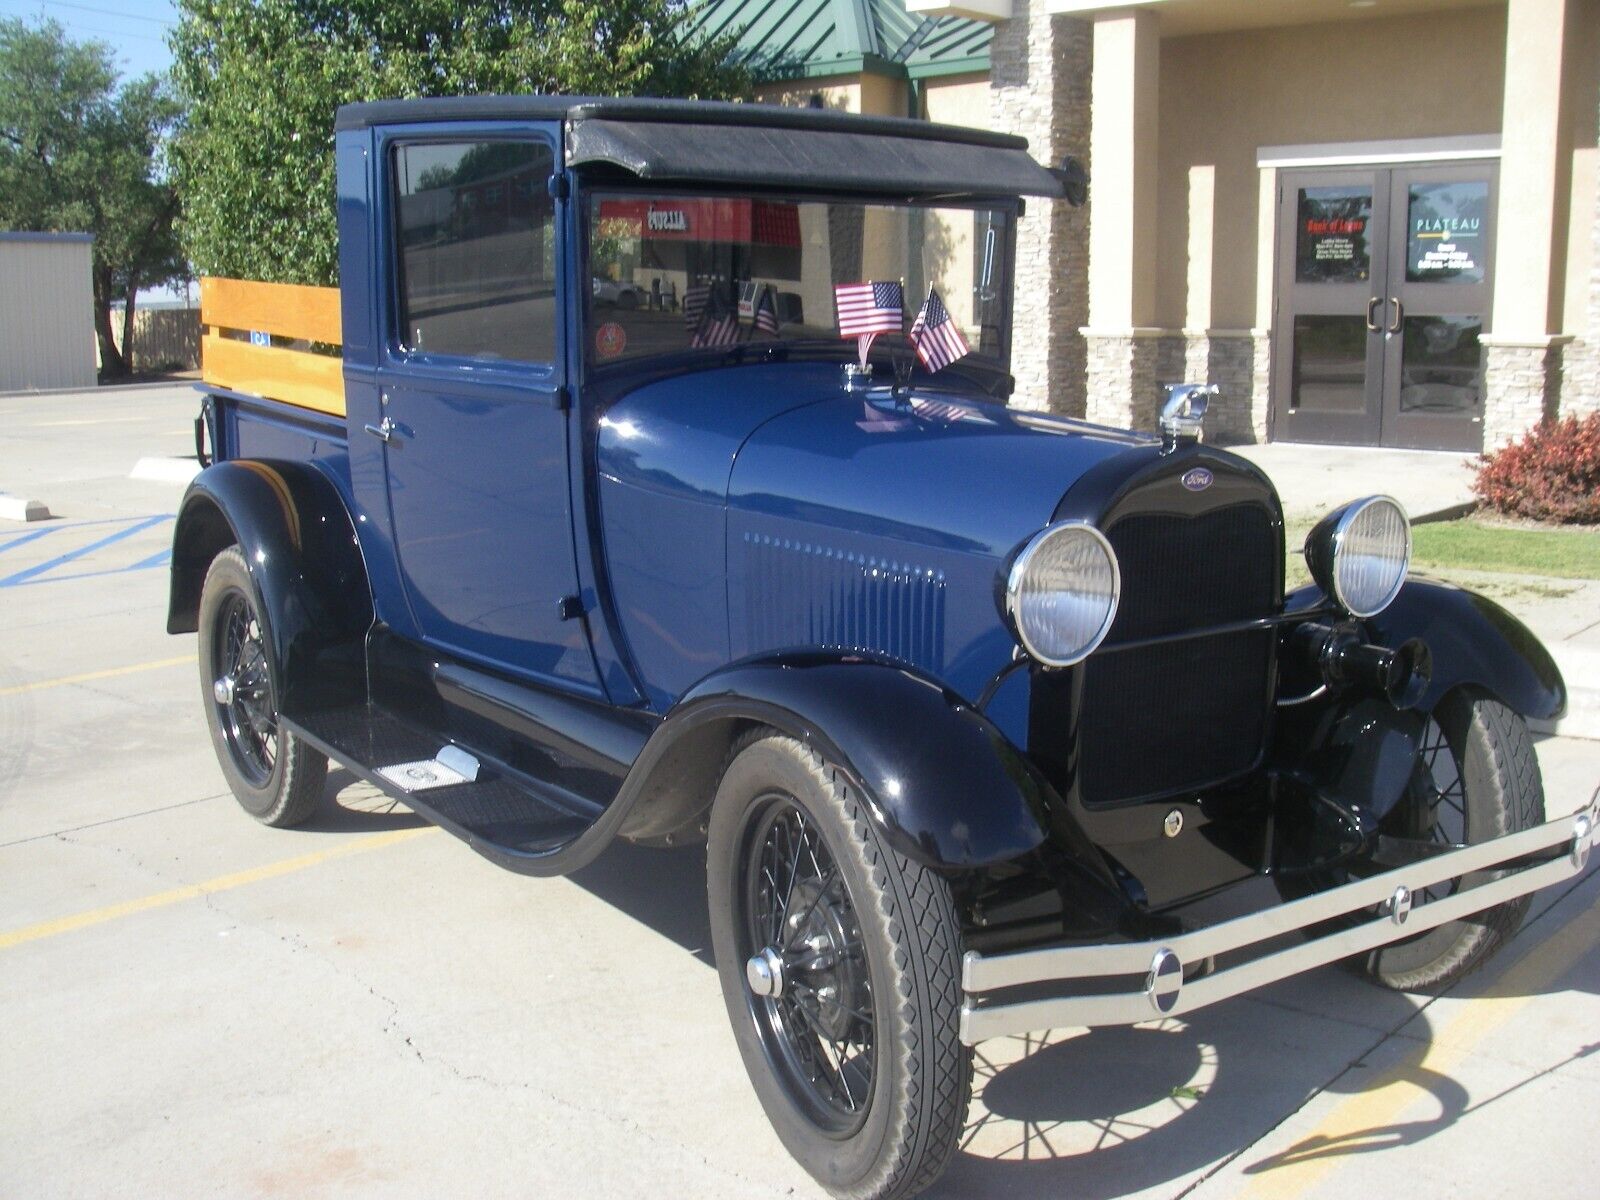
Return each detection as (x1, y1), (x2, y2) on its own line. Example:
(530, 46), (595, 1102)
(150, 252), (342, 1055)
(584, 191), (1012, 372)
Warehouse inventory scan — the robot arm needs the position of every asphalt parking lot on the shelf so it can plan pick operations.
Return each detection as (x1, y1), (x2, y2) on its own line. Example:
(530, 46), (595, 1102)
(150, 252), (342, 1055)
(3, 384), (1598, 1199)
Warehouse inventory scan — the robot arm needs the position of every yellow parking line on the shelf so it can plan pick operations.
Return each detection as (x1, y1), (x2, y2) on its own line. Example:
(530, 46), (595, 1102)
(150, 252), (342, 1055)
(0, 655), (196, 696)
(0, 826), (437, 951)
(1238, 885), (1600, 1198)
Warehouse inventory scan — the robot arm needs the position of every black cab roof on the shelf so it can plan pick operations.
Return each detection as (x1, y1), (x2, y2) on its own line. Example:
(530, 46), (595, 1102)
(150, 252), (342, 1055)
(334, 95), (1066, 200)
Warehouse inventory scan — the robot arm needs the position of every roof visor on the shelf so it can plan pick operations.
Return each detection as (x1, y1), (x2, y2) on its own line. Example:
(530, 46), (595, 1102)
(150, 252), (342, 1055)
(566, 118), (1069, 200)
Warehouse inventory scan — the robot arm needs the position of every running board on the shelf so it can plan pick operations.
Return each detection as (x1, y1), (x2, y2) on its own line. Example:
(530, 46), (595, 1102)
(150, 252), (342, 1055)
(287, 704), (605, 874)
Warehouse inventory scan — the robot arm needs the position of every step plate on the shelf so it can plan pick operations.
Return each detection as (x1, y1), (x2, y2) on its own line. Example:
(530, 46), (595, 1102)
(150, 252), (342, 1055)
(294, 704), (595, 857)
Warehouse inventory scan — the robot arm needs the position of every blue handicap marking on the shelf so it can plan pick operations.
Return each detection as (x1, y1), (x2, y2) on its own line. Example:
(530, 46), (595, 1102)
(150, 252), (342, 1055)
(0, 514), (175, 587)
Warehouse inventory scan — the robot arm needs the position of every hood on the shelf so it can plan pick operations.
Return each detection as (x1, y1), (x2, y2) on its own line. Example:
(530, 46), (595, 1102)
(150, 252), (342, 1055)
(728, 385), (1156, 560)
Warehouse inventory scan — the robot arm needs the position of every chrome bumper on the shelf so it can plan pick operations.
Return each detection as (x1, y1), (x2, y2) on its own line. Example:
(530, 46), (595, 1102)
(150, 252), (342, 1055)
(960, 800), (1598, 1045)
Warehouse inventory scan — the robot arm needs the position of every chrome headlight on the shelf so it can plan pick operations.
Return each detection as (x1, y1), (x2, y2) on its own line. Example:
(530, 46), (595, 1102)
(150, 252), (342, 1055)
(1005, 522), (1120, 667)
(1305, 495), (1411, 618)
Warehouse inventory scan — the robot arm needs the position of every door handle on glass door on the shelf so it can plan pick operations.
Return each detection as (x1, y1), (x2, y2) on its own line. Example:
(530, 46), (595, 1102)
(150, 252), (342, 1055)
(1366, 297), (1382, 332)
(1388, 298), (1403, 335)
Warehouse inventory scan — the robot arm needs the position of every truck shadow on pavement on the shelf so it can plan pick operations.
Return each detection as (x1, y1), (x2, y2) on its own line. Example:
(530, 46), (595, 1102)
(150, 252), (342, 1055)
(315, 778), (1599, 1200)
(933, 872), (1600, 1199)
(310, 770), (430, 834)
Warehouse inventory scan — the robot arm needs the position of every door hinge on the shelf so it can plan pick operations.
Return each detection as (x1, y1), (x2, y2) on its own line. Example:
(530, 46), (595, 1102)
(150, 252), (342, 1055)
(556, 595), (583, 621)
(547, 173), (570, 200)
(550, 386), (571, 411)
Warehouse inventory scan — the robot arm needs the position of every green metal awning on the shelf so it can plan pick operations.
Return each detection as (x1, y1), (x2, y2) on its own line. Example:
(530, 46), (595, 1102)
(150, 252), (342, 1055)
(687, 0), (992, 84)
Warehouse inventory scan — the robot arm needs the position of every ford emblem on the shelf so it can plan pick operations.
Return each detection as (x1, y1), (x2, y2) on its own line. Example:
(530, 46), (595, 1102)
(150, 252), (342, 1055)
(1182, 467), (1214, 492)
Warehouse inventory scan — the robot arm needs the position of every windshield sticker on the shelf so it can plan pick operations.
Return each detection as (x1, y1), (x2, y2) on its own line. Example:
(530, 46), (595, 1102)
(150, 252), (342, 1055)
(594, 322), (627, 359)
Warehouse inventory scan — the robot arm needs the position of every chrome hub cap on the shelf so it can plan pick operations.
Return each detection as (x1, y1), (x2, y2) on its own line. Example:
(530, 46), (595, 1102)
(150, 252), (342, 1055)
(213, 675), (236, 705)
(746, 946), (786, 998)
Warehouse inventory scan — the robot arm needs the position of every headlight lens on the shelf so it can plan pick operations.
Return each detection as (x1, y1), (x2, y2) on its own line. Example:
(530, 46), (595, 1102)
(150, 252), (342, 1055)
(1006, 522), (1120, 666)
(1306, 495), (1411, 618)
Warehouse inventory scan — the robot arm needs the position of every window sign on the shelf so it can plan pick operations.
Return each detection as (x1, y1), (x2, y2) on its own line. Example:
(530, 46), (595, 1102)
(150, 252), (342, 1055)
(1295, 186), (1372, 283)
(1407, 181), (1487, 283)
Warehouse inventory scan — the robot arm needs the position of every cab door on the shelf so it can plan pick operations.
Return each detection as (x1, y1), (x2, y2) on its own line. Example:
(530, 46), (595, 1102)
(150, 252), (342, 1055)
(371, 124), (599, 693)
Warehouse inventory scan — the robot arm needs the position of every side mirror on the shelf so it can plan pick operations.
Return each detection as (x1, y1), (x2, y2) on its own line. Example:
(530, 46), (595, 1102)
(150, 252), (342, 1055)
(1050, 156), (1089, 207)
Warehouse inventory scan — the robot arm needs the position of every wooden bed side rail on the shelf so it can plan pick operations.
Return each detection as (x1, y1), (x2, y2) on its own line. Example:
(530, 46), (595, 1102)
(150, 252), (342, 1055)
(200, 277), (346, 418)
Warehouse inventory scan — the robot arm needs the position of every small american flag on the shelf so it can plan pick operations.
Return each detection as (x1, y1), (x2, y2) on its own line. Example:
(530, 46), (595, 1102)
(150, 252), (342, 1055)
(691, 288), (739, 348)
(683, 284), (710, 332)
(737, 280), (761, 319)
(834, 281), (903, 337)
(909, 287), (971, 373)
(750, 285), (780, 336)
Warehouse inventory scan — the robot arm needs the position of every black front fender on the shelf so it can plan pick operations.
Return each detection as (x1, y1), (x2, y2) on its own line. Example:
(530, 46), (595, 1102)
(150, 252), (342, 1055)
(646, 654), (1054, 871)
(1366, 578), (1567, 720)
(168, 460), (373, 718)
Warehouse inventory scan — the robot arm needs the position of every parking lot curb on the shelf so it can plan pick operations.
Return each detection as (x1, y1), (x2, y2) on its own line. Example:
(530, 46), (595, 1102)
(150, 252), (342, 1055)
(0, 493), (51, 522)
(130, 457), (202, 485)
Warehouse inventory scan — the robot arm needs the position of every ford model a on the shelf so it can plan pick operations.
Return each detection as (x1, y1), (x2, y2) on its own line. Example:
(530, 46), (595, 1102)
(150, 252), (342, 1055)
(168, 98), (1584, 1199)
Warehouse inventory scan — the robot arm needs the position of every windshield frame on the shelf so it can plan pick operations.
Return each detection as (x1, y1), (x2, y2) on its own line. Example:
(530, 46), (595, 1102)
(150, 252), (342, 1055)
(575, 180), (1020, 391)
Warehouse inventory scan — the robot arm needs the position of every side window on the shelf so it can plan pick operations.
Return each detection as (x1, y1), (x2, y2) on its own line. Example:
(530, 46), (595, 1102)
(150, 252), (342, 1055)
(392, 140), (556, 363)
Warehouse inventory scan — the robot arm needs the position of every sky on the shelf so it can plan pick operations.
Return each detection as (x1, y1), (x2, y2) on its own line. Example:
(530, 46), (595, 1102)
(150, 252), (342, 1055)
(0, 0), (178, 81)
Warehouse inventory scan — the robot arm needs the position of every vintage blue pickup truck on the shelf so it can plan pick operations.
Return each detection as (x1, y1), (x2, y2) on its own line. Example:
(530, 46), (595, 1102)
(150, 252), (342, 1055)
(169, 97), (1590, 1199)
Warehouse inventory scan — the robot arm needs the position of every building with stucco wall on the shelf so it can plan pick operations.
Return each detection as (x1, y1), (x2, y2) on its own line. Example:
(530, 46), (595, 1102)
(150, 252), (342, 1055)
(692, 0), (1599, 452)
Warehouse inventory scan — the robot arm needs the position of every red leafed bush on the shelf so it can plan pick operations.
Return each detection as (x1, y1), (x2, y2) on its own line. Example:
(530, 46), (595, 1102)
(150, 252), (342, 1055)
(1473, 412), (1600, 524)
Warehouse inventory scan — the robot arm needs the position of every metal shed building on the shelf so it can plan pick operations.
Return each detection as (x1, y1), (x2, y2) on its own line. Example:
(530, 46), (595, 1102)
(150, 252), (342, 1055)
(0, 232), (96, 392)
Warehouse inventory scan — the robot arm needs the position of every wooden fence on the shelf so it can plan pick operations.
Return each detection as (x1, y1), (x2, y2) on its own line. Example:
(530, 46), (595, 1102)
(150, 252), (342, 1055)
(101, 307), (202, 373)
(200, 277), (345, 416)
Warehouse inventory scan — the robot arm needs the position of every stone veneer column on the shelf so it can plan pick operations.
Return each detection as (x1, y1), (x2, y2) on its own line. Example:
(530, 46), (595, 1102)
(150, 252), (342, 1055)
(1484, 340), (1565, 447)
(1483, 0), (1580, 447)
(1081, 7), (1164, 430)
(1560, 81), (1600, 418)
(989, 1), (1091, 415)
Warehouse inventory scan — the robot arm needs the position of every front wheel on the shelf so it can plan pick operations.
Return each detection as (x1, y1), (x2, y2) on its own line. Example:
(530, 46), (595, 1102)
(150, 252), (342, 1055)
(197, 546), (327, 827)
(707, 732), (971, 1200)
(1361, 692), (1545, 990)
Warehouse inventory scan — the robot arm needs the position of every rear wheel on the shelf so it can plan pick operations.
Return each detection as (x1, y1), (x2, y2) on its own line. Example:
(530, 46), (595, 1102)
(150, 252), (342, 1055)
(1361, 692), (1545, 990)
(197, 546), (326, 827)
(707, 732), (971, 1200)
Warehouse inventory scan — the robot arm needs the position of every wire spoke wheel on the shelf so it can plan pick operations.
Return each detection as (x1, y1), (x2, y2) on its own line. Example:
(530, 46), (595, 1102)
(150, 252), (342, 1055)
(707, 732), (970, 1200)
(198, 546), (326, 828)
(1407, 715), (1468, 904)
(214, 592), (279, 786)
(742, 795), (877, 1135)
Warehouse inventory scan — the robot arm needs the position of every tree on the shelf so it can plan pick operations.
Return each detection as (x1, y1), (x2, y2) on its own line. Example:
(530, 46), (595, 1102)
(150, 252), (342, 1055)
(171, 1), (751, 286)
(0, 19), (185, 379)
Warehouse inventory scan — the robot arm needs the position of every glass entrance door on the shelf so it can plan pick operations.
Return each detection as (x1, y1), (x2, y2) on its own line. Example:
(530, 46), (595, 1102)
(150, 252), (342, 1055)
(1273, 163), (1495, 451)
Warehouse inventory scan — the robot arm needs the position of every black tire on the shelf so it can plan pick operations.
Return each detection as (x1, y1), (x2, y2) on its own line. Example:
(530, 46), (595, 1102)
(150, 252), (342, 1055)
(197, 546), (327, 828)
(1360, 692), (1545, 991)
(707, 732), (971, 1200)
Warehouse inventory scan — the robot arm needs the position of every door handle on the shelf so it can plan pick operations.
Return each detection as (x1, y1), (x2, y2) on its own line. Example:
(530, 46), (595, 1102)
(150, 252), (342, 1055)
(1366, 297), (1382, 332)
(1388, 297), (1403, 335)
(364, 417), (400, 443)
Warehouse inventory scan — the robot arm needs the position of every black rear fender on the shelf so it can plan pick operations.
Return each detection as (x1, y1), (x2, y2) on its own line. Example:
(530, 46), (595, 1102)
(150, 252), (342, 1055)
(168, 460), (373, 718)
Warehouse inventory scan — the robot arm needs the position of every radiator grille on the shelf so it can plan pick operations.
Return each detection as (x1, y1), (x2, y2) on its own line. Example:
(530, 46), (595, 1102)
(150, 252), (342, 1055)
(1071, 473), (1281, 806)
(1106, 505), (1278, 642)
(1078, 631), (1273, 805)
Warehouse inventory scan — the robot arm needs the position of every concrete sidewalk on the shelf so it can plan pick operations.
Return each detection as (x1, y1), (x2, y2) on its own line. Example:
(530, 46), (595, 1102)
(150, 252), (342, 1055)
(1232, 443), (1477, 523)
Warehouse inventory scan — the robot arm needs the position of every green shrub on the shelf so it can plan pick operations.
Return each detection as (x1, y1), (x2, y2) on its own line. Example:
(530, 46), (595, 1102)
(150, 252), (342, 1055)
(1473, 412), (1600, 524)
